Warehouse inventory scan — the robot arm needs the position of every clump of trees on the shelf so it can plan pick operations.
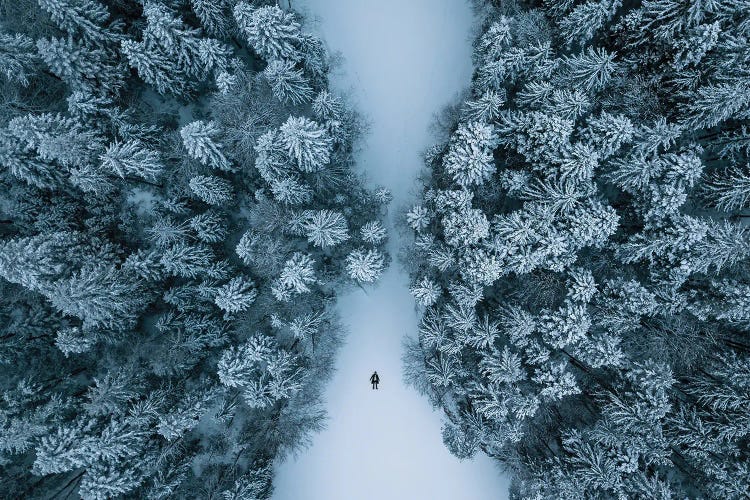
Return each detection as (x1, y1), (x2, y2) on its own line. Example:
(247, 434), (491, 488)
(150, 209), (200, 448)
(0, 0), (387, 498)
(406, 0), (750, 497)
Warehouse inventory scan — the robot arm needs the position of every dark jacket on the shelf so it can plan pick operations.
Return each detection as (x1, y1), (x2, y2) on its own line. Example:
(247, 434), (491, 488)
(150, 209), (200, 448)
(370, 373), (380, 383)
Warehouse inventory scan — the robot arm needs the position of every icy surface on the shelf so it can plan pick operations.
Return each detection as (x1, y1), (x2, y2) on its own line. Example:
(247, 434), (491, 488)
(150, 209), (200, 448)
(272, 1), (511, 498)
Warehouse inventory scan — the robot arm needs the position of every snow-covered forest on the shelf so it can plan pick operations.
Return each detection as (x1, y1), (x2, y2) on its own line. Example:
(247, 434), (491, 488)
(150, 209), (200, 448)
(404, 0), (750, 498)
(0, 0), (388, 497)
(1, 0), (749, 498)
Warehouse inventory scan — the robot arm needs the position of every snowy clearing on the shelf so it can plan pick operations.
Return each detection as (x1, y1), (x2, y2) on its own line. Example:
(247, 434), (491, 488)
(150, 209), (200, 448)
(272, 1), (511, 499)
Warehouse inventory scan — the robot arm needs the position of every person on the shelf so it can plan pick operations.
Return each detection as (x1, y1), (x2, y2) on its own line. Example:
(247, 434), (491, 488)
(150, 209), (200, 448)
(370, 370), (380, 390)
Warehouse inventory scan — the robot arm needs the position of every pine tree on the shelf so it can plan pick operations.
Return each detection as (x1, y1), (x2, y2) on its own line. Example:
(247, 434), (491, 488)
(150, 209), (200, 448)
(671, 22), (721, 70)
(122, 3), (229, 96)
(406, 205), (431, 232)
(0, 131), (64, 189)
(190, 0), (231, 38)
(36, 36), (122, 91)
(360, 221), (387, 244)
(702, 164), (750, 212)
(558, 0), (622, 46)
(264, 59), (313, 104)
(302, 210), (349, 248)
(8, 113), (102, 168)
(100, 140), (163, 181)
(270, 176), (313, 205)
(120, 39), (186, 96)
(189, 211), (227, 243)
(160, 243), (216, 278)
(462, 89), (506, 122)
(214, 276), (257, 313)
(78, 463), (141, 500)
(233, 4), (302, 61)
(37, 0), (115, 44)
(681, 82), (750, 130)
(560, 47), (619, 92)
(441, 208), (490, 247)
(189, 175), (233, 205)
(278, 116), (332, 172)
(410, 277), (441, 307)
(48, 264), (144, 330)
(0, 33), (38, 86)
(55, 327), (95, 356)
(32, 420), (94, 475)
(0, 232), (77, 292)
(312, 90), (343, 121)
(345, 248), (385, 283)
(181, 120), (231, 171)
(272, 252), (317, 300)
(443, 121), (497, 186)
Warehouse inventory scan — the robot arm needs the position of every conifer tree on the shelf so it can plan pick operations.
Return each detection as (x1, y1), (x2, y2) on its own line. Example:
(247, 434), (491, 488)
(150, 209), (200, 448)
(180, 120), (231, 171)
(407, 3), (750, 497)
(100, 140), (163, 181)
(188, 174), (233, 205)
(345, 248), (385, 283)
(0, 33), (38, 86)
(233, 4), (302, 61)
(214, 276), (257, 313)
(278, 116), (332, 172)
(302, 210), (349, 248)
(264, 59), (313, 104)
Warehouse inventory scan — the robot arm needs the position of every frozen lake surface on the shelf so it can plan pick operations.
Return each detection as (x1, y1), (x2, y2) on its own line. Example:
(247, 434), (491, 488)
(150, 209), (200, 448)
(272, 1), (511, 498)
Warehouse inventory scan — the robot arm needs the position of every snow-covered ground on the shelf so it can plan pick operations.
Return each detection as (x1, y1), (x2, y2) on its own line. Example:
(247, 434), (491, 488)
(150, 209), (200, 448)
(272, 1), (511, 499)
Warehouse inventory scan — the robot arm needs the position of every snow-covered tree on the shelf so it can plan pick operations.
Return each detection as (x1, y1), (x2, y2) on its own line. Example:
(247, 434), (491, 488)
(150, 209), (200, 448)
(360, 221), (387, 244)
(160, 243), (215, 278)
(214, 276), (257, 313)
(410, 277), (441, 307)
(303, 210), (349, 248)
(406, 205), (431, 232)
(0, 33), (38, 86)
(189, 211), (227, 243)
(100, 141), (163, 181)
(443, 121), (497, 186)
(278, 116), (332, 172)
(48, 264), (144, 330)
(406, 5), (750, 497)
(272, 252), (317, 300)
(189, 175), (233, 205)
(263, 59), (313, 104)
(190, 0), (231, 38)
(441, 208), (490, 247)
(37, 0), (114, 43)
(233, 4), (302, 61)
(0, 0), (386, 495)
(345, 248), (385, 283)
(181, 120), (231, 171)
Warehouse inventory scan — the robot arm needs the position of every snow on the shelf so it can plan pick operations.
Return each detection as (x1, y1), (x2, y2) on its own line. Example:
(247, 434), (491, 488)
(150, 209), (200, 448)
(272, 1), (511, 499)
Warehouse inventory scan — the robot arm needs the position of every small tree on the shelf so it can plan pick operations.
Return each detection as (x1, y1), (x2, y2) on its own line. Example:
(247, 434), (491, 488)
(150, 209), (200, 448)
(100, 140), (163, 181)
(233, 4), (302, 61)
(180, 121), (231, 171)
(303, 210), (349, 248)
(278, 116), (332, 172)
(264, 59), (313, 104)
(189, 175), (233, 205)
(345, 248), (385, 283)
(214, 276), (257, 313)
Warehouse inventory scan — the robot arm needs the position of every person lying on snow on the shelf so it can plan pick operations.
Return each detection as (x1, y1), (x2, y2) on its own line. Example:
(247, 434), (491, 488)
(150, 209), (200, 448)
(370, 371), (380, 390)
